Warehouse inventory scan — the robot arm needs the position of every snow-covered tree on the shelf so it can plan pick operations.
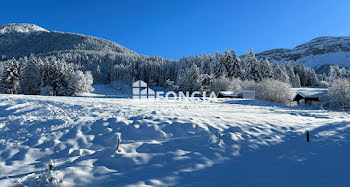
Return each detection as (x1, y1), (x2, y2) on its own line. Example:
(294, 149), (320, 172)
(68, 70), (94, 95)
(0, 59), (20, 94)
(329, 65), (339, 82)
(339, 67), (348, 79)
(213, 51), (227, 78)
(199, 74), (212, 95)
(244, 48), (262, 81)
(260, 58), (273, 79)
(273, 63), (289, 83)
(225, 49), (242, 79)
(293, 74), (302, 88)
(284, 63), (300, 87)
(19, 56), (41, 95)
(211, 77), (241, 93)
(242, 79), (292, 105)
(189, 63), (200, 92)
(40, 58), (75, 96)
(177, 63), (200, 93)
(327, 78), (350, 110)
(307, 69), (319, 86)
(0, 63), (4, 82)
(200, 53), (212, 75)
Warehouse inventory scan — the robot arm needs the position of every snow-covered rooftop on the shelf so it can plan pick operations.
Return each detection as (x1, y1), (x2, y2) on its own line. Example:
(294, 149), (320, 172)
(293, 88), (327, 98)
(218, 91), (238, 97)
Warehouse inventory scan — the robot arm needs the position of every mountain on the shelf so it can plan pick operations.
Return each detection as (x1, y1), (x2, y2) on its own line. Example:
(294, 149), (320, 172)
(256, 36), (350, 70)
(1, 23), (349, 76)
(0, 23), (135, 60)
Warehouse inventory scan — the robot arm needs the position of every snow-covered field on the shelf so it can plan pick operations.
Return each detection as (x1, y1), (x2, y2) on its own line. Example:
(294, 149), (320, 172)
(0, 94), (349, 186)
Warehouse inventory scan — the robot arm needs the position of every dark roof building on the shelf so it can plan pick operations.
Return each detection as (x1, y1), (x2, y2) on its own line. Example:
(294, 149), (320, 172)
(293, 90), (327, 104)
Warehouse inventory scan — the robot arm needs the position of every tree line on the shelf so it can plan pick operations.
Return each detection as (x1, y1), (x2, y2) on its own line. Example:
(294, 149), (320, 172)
(1, 47), (349, 96)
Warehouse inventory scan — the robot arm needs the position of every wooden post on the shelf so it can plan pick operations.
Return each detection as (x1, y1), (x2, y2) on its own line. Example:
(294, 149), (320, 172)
(116, 134), (121, 152)
(49, 159), (54, 171)
(306, 130), (310, 142)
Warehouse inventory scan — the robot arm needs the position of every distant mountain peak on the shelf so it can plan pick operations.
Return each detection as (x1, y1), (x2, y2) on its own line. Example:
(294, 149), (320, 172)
(0, 23), (48, 35)
(0, 23), (135, 59)
(256, 36), (350, 68)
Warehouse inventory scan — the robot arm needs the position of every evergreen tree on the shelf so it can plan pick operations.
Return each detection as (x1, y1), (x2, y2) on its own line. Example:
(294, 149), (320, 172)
(214, 51), (227, 78)
(19, 56), (41, 95)
(244, 48), (262, 81)
(273, 63), (289, 83)
(199, 74), (212, 95)
(294, 74), (302, 88)
(284, 63), (298, 87)
(201, 53), (212, 75)
(260, 58), (273, 79)
(308, 69), (319, 86)
(329, 65), (339, 82)
(189, 63), (200, 92)
(225, 49), (242, 79)
(0, 59), (20, 94)
(339, 67), (348, 78)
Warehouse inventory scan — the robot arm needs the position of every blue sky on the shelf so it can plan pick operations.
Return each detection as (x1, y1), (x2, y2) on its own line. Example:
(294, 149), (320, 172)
(1, 0), (350, 59)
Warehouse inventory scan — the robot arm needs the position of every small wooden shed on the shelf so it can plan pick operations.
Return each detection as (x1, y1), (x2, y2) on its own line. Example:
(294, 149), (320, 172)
(293, 91), (326, 105)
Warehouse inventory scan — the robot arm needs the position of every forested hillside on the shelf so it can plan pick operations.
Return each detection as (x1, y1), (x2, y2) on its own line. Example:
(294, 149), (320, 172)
(0, 24), (349, 98)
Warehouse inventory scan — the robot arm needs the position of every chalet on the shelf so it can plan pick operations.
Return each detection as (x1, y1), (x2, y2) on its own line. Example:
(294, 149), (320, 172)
(293, 90), (327, 105)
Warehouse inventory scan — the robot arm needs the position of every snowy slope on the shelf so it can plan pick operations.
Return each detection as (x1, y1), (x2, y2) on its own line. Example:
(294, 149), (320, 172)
(0, 23), (136, 59)
(256, 36), (350, 68)
(0, 95), (349, 186)
(0, 23), (48, 35)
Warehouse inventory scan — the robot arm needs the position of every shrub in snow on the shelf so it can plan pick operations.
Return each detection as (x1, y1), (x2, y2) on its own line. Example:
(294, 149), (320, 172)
(177, 63), (200, 92)
(230, 78), (243, 92)
(40, 85), (54, 96)
(318, 81), (329, 88)
(199, 74), (212, 95)
(211, 78), (242, 94)
(30, 160), (64, 187)
(68, 70), (94, 95)
(326, 78), (350, 110)
(243, 79), (292, 105)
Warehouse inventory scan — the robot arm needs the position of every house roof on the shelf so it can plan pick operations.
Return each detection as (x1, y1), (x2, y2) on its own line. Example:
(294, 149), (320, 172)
(218, 91), (238, 97)
(294, 90), (327, 99)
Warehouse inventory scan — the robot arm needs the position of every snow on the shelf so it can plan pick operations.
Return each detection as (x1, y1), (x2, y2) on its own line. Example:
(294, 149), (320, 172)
(298, 52), (350, 68)
(291, 87), (328, 99)
(0, 23), (48, 35)
(217, 91), (238, 97)
(77, 83), (131, 98)
(0, 94), (349, 186)
(256, 36), (350, 68)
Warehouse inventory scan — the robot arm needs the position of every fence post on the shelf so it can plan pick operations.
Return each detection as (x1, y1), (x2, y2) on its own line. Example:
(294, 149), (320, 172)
(306, 130), (310, 142)
(116, 133), (121, 152)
